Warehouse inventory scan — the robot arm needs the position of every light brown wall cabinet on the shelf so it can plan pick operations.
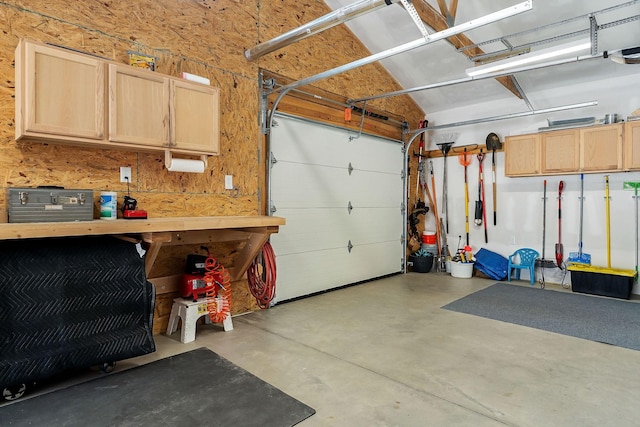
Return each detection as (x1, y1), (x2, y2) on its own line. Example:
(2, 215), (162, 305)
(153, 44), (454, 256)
(15, 41), (105, 142)
(506, 123), (624, 177)
(16, 40), (219, 156)
(541, 129), (579, 174)
(108, 64), (169, 148)
(504, 133), (541, 176)
(580, 124), (623, 171)
(624, 121), (640, 170)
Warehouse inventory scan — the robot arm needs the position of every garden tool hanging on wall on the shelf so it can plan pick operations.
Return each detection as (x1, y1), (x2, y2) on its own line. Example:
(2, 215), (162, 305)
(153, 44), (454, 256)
(486, 132), (502, 226)
(623, 180), (640, 276)
(459, 149), (472, 246)
(436, 141), (454, 234)
(568, 174), (591, 265)
(429, 160), (443, 268)
(413, 120), (428, 210)
(475, 151), (488, 243)
(555, 180), (565, 269)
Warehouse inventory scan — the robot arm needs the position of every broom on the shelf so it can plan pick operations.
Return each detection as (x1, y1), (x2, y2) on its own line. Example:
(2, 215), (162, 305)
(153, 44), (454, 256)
(568, 174), (591, 265)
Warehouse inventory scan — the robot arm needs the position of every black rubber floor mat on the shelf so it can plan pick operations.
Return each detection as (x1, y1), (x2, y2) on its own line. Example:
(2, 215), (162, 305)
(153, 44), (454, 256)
(442, 283), (640, 351)
(1, 347), (316, 427)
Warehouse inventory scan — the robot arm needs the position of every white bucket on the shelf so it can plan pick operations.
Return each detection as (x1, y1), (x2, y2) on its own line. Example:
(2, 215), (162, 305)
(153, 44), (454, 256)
(100, 191), (117, 220)
(450, 261), (474, 278)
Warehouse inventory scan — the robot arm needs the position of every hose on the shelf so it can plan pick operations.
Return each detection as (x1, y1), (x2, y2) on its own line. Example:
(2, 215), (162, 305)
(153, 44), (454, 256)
(202, 247), (232, 323)
(248, 241), (277, 309)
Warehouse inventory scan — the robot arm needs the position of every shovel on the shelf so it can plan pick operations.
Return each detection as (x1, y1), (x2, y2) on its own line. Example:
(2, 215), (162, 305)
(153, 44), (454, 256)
(485, 133), (502, 226)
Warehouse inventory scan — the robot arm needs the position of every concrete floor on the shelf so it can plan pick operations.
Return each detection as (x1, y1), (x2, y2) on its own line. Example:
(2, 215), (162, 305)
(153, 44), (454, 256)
(141, 272), (640, 427)
(7, 273), (640, 426)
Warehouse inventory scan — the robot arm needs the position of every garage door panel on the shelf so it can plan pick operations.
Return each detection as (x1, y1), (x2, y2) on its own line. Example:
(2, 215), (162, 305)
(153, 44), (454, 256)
(274, 241), (402, 302)
(272, 164), (401, 208)
(347, 208), (403, 243)
(272, 117), (402, 174)
(270, 162), (353, 208)
(270, 208), (354, 254)
(271, 207), (402, 254)
(347, 170), (402, 206)
(346, 143), (404, 174)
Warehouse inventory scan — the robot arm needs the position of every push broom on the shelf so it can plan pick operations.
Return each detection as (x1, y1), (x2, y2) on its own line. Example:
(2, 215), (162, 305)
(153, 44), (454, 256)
(568, 176), (636, 299)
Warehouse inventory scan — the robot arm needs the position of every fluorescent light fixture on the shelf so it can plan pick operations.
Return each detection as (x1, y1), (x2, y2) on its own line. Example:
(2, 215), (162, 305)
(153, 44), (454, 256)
(465, 38), (592, 77)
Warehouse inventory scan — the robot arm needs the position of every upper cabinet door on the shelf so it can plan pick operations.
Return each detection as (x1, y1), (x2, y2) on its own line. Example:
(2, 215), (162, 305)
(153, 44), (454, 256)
(505, 133), (540, 176)
(581, 124), (623, 172)
(170, 80), (220, 154)
(108, 64), (169, 147)
(541, 129), (580, 174)
(17, 41), (105, 140)
(624, 121), (640, 170)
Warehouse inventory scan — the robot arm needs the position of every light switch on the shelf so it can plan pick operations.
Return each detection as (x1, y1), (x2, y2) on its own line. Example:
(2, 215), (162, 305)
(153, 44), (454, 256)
(225, 175), (233, 190)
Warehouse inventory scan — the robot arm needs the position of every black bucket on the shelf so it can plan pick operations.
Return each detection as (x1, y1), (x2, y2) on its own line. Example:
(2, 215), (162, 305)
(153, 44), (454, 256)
(409, 254), (434, 273)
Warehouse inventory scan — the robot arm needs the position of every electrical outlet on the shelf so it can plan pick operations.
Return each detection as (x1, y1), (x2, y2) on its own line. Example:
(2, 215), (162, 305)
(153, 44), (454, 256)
(120, 167), (132, 183)
(225, 175), (233, 190)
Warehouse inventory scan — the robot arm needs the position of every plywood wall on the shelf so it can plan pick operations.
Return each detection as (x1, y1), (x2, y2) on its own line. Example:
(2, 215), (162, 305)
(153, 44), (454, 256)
(0, 0), (424, 330)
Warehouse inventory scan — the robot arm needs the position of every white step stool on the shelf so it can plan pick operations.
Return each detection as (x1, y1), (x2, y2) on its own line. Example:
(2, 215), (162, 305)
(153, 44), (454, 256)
(166, 297), (233, 343)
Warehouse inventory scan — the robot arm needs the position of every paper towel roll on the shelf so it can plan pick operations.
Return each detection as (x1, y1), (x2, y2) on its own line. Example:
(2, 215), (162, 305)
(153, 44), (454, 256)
(166, 158), (205, 173)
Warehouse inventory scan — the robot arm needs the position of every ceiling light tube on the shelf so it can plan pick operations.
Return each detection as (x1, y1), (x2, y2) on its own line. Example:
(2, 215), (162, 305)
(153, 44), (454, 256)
(465, 38), (592, 76)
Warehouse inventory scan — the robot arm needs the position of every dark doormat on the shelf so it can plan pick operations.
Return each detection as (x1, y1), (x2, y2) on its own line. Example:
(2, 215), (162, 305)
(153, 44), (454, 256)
(1, 347), (315, 426)
(442, 283), (640, 351)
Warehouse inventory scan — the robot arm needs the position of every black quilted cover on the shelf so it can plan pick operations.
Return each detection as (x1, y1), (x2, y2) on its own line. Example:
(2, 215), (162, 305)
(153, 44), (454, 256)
(0, 236), (155, 388)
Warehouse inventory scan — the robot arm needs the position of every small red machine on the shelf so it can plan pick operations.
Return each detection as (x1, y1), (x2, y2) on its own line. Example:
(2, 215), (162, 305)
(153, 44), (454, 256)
(121, 178), (147, 219)
(180, 254), (213, 301)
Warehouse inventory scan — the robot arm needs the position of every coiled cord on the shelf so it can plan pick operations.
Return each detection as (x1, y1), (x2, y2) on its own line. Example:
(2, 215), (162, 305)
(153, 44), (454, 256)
(248, 241), (276, 309)
(202, 249), (232, 323)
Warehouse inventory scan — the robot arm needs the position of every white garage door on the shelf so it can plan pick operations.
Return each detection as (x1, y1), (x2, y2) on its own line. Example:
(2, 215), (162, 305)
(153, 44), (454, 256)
(269, 113), (404, 302)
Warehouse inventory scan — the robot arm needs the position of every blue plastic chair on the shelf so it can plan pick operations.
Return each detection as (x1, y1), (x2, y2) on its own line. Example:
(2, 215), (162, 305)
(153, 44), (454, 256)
(507, 248), (539, 285)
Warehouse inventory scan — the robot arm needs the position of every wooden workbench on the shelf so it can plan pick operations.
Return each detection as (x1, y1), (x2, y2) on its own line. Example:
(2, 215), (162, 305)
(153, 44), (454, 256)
(0, 216), (285, 288)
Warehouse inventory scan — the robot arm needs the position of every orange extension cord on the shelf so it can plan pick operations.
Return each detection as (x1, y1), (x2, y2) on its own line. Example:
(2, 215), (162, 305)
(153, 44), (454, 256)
(203, 251), (232, 323)
(248, 241), (276, 309)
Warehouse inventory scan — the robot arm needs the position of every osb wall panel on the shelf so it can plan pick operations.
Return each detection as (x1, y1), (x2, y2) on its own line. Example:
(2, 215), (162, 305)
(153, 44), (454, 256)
(0, 0), (424, 321)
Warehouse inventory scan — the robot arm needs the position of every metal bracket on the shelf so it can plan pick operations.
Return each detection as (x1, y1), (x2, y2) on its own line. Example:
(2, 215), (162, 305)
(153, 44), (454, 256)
(590, 15), (598, 55)
(262, 77), (276, 91)
(400, 0), (430, 38)
(347, 240), (353, 253)
(271, 153), (278, 165)
(270, 203), (277, 214)
(349, 100), (367, 142)
(348, 162), (354, 175)
(347, 201), (353, 214)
